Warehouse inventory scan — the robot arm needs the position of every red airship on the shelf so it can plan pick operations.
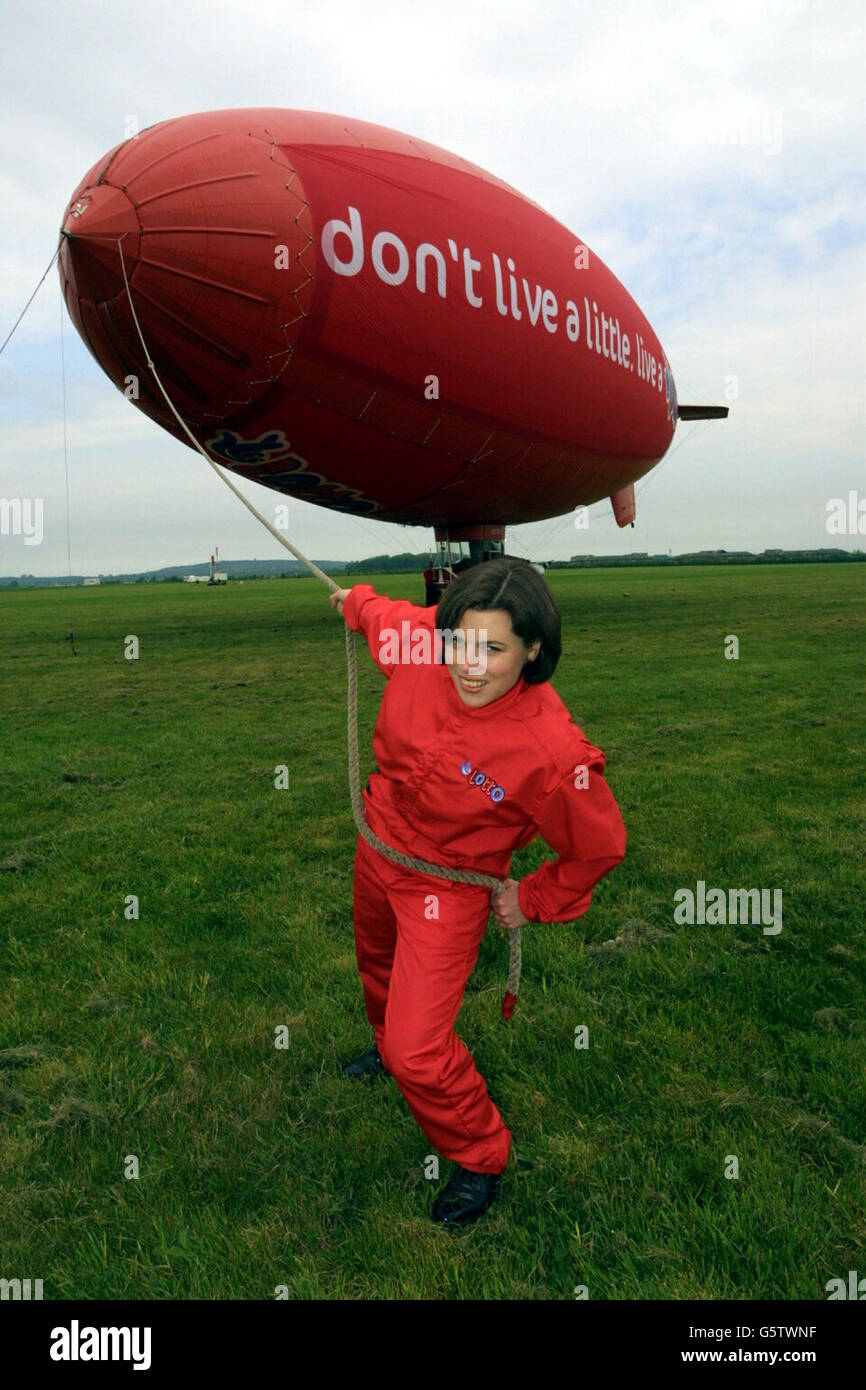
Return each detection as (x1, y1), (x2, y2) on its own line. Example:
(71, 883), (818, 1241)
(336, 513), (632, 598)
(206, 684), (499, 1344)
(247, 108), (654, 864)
(58, 108), (725, 582)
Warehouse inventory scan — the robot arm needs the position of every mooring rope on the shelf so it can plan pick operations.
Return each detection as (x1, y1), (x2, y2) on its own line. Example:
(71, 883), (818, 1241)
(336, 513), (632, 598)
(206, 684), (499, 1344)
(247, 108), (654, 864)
(113, 236), (522, 1017)
(0, 245), (60, 356)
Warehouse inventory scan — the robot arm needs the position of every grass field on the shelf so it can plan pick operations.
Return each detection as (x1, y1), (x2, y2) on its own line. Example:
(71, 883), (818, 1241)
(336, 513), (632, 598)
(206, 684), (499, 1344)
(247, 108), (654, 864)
(0, 561), (864, 1300)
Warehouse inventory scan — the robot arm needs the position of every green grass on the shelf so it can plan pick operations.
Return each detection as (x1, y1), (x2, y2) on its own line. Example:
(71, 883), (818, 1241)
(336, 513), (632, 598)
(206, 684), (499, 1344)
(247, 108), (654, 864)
(0, 562), (864, 1299)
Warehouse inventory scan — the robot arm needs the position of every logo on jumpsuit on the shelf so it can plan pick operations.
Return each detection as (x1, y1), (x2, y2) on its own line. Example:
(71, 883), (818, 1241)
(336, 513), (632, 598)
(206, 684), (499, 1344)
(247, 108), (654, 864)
(460, 758), (506, 802)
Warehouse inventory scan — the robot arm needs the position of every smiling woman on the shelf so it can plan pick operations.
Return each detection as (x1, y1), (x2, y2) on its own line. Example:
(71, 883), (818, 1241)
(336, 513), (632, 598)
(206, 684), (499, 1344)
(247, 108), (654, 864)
(327, 557), (626, 1228)
(443, 607), (540, 702)
(435, 557), (562, 703)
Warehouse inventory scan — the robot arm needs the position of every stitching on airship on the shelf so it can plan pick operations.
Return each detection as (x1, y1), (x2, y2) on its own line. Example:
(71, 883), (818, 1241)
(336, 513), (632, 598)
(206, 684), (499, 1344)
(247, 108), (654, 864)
(205, 428), (381, 515)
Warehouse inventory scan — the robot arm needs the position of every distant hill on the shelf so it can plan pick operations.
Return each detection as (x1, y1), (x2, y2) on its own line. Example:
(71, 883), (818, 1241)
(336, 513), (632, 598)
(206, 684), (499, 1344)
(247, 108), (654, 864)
(0, 558), (352, 587)
(1, 547), (861, 588)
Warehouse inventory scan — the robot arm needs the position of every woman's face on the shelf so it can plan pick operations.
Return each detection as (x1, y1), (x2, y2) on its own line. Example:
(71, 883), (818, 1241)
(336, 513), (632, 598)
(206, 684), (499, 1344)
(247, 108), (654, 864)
(445, 607), (541, 707)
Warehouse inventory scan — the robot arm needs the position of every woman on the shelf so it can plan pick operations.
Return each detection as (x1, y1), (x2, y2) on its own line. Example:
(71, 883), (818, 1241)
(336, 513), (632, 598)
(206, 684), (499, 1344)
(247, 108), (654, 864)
(328, 558), (626, 1228)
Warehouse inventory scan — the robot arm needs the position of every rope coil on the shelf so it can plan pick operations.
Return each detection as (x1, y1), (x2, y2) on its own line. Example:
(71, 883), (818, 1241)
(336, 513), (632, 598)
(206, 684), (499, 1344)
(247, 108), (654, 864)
(113, 236), (522, 1016)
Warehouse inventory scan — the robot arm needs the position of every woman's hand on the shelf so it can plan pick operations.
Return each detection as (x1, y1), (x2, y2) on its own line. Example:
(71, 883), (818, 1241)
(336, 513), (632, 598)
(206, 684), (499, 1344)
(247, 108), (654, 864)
(329, 587), (352, 616)
(490, 878), (529, 930)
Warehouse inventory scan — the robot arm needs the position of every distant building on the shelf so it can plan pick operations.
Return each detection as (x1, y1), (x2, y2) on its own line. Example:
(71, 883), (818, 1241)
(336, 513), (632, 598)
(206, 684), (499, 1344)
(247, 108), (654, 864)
(82, 577), (100, 586)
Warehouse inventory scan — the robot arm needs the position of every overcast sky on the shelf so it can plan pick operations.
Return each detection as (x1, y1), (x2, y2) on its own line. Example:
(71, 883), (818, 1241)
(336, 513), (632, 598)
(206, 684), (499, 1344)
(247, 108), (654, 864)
(1, 0), (863, 577)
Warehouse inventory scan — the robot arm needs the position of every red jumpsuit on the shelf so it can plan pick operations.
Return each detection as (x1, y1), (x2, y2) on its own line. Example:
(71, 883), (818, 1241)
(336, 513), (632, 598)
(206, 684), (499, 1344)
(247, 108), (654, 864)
(343, 583), (627, 1174)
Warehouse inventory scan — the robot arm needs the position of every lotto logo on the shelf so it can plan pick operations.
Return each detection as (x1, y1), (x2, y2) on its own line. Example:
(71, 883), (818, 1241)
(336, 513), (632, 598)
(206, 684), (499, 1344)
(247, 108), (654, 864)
(460, 759), (506, 802)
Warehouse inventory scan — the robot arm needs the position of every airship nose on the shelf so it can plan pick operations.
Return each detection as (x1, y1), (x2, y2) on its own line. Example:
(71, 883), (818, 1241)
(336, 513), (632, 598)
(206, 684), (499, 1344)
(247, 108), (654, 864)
(60, 184), (141, 303)
(58, 117), (314, 431)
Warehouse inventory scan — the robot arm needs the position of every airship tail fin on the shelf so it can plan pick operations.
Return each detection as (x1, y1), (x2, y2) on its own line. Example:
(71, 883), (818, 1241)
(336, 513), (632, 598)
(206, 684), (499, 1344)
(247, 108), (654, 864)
(677, 405), (729, 420)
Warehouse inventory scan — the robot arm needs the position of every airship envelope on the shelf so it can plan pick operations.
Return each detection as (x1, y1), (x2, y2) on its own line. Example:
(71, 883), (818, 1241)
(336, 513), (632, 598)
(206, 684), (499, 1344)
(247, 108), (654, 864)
(59, 108), (686, 532)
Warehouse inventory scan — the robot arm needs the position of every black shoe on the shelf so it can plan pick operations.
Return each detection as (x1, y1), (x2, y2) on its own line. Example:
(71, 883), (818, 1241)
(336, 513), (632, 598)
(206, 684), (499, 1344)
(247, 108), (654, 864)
(341, 1045), (389, 1079)
(431, 1163), (503, 1227)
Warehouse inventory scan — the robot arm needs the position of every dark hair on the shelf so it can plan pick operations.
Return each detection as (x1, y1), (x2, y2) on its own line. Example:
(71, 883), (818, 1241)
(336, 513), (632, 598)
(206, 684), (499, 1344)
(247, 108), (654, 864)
(435, 558), (561, 684)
